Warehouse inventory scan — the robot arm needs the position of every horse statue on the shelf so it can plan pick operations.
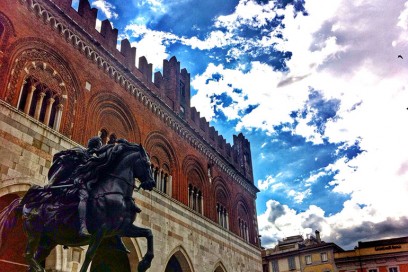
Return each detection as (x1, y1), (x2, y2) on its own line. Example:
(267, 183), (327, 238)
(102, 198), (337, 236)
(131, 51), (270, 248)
(0, 139), (156, 272)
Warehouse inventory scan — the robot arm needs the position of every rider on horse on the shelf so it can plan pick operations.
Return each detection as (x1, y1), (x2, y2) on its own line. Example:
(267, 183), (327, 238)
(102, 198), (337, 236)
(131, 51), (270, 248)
(47, 136), (133, 252)
(48, 136), (103, 236)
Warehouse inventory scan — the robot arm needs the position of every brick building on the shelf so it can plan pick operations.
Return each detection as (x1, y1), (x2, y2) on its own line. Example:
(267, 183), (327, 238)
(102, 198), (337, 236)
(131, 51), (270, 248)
(335, 237), (408, 272)
(0, 0), (262, 271)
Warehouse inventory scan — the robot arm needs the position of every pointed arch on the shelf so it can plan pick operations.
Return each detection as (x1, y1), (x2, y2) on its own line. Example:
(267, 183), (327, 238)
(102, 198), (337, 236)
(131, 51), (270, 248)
(213, 260), (228, 272)
(164, 245), (194, 272)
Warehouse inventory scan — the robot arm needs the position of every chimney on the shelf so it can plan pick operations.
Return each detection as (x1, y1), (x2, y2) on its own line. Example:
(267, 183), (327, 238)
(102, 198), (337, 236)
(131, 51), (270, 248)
(315, 230), (321, 243)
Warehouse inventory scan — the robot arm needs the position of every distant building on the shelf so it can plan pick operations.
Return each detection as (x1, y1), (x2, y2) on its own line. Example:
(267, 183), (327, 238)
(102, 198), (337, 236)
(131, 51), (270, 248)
(335, 237), (408, 272)
(262, 231), (344, 272)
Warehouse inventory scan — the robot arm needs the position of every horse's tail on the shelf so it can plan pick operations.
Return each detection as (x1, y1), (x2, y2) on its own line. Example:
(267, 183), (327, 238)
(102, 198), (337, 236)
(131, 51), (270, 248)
(0, 198), (22, 251)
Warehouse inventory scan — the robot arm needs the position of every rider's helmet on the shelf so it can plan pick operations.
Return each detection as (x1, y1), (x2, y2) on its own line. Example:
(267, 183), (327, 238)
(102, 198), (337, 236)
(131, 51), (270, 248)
(87, 136), (103, 150)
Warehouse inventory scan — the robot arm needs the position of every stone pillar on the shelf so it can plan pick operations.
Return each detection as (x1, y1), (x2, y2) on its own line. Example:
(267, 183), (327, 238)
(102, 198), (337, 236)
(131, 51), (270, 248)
(160, 171), (165, 193)
(217, 204), (220, 224)
(53, 103), (63, 131)
(168, 175), (172, 196)
(195, 192), (199, 213)
(44, 97), (55, 126)
(157, 170), (162, 191)
(199, 192), (203, 214)
(245, 223), (249, 241)
(24, 85), (36, 114)
(220, 205), (224, 227)
(34, 92), (46, 120)
(189, 187), (193, 209)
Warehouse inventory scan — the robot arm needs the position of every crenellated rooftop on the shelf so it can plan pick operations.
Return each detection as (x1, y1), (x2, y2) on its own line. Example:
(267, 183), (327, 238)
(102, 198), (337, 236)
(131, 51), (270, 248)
(48, 0), (254, 183)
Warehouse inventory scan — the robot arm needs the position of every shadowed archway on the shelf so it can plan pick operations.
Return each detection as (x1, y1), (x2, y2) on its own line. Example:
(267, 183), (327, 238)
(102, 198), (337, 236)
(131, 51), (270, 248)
(164, 246), (194, 272)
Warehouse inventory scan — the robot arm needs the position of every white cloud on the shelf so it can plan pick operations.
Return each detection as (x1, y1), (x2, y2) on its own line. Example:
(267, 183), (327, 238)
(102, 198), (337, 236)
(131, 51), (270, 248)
(258, 175), (285, 192)
(305, 171), (327, 186)
(91, 0), (118, 19)
(214, 0), (277, 30)
(192, 0), (408, 249)
(258, 200), (328, 245)
(180, 31), (236, 50)
(288, 188), (312, 203)
(124, 24), (180, 70)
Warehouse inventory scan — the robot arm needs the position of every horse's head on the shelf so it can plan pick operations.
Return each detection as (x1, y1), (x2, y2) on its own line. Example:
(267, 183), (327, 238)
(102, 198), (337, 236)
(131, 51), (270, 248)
(135, 145), (156, 191)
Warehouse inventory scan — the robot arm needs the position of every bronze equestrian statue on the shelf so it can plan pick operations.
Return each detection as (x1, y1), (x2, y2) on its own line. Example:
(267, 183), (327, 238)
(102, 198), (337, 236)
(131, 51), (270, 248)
(0, 138), (156, 272)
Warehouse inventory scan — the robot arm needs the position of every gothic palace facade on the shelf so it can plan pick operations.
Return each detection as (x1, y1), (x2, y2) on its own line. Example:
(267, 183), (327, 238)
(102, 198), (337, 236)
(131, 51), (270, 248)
(0, 0), (262, 271)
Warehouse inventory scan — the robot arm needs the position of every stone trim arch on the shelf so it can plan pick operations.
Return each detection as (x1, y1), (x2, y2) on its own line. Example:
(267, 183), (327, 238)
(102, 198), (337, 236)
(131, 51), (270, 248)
(86, 91), (141, 144)
(164, 245), (195, 272)
(0, 183), (31, 198)
(0, 38), (83, 138)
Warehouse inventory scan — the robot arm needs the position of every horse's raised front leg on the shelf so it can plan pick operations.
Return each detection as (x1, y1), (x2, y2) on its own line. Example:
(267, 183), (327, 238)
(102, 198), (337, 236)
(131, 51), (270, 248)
(122, 224), (154, 272)
(79, 229), (105, 272)
(25, 232), (44, 272)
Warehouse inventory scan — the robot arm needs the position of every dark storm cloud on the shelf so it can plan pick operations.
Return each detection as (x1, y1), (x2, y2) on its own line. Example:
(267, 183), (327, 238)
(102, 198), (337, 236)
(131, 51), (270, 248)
(261, 235), (280, 247)
(328, 217), (408, 249)
(301, 213), (325, 231)
(267, 201), (286, 223)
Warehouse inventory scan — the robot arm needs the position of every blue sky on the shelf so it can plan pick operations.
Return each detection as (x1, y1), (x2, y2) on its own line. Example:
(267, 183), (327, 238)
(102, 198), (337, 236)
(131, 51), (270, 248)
(73, 0), (408, 249)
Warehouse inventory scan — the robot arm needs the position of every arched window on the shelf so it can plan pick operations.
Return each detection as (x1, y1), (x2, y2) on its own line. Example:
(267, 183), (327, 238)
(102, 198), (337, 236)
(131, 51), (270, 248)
(238, 217), (249, 242)
(214, 181), (229, 229)
(150, 158), (172, 196)
(216, 203), (228, 229)
(188, 184), (203, 214)
(237, 201), (250, 242)
(99, 128), (109, 144)
(98, 129), (118, 145)
(17, 76), (63, 131)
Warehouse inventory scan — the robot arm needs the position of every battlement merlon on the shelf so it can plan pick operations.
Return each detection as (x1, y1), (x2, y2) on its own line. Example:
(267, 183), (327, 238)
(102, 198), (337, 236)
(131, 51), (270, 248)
(77, 0), (98, 31)
(100, 19), (118, 49)
(120, 39), (137, 70)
